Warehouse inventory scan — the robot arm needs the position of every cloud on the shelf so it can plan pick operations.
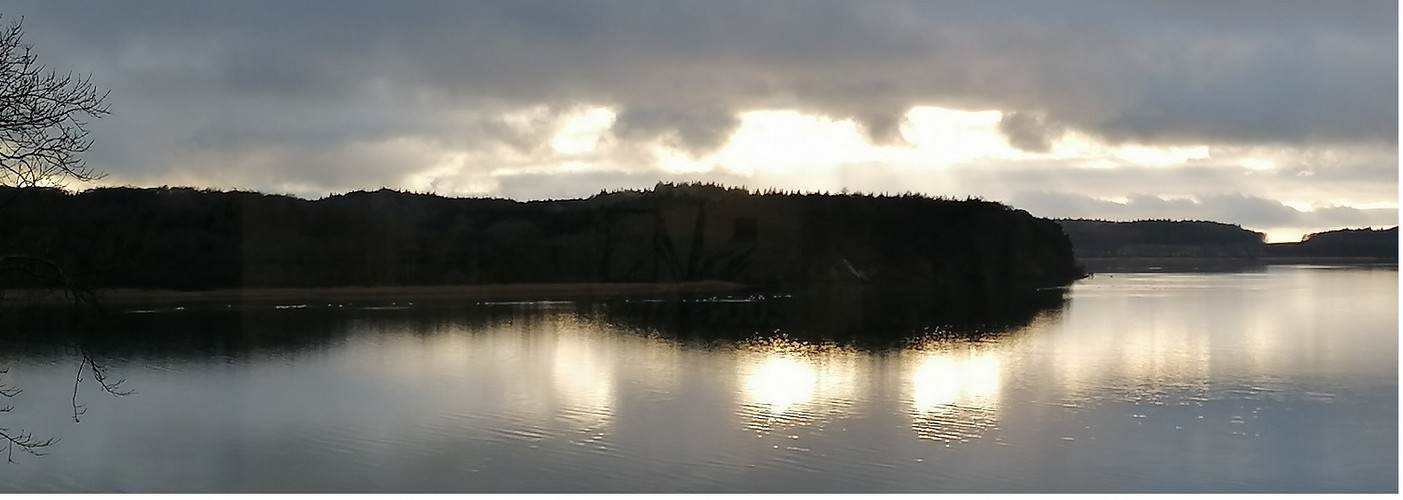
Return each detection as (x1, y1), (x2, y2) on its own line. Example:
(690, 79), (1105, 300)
(612, 106), (739, 154)
(11, 1), (1396, 153)
(0, 0), (1393, 242)
(997, 112), (1066, 152)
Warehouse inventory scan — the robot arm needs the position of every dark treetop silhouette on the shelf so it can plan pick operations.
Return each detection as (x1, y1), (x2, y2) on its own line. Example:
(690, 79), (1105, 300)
(1058, 219), (1398, 266)
(0, 183), (1085, 297)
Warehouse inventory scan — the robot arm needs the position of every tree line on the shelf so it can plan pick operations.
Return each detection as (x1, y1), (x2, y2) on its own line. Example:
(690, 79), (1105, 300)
(1058, 219), (1398, 261)
(0, 183), (1085, 297)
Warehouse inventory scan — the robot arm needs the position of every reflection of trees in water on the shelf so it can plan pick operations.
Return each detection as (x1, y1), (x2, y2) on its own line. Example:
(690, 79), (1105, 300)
(595, 285), (1069, 351)
(68, 345), (133, 422)
(595, 284), (1067, 446)
(0, 289), (1066, 460)
(0, 301), (529, 463)
(0, 281), (1068, 364)
(1, 317), (133, 462)
(1, 303), (514, 360)
(0, 368), (54, 461)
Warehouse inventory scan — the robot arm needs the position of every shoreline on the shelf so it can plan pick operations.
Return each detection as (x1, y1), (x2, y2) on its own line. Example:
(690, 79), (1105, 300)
(1076, 256), (1398, 265)
(8, 281), (751, 306)
(1076, 256), (1397, 273)
(7, 258), (1396, 306)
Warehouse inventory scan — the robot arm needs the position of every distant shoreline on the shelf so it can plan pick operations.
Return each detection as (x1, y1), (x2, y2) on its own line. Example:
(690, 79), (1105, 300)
(1077, 256), (1398, 264)
(1253, 256), (1399, 265)
(9, 281), (751, 306)
(1076, 256), (1397, 274)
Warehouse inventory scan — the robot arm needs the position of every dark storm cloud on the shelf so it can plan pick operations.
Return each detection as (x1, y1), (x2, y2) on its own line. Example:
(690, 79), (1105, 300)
(8, 0), (1395, 157)
(997, 112), (1066, 152)
(613, 107), (741, 153)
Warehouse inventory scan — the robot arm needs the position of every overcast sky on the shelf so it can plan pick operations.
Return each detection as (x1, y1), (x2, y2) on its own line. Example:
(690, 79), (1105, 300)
(3, 0), (1396, 241)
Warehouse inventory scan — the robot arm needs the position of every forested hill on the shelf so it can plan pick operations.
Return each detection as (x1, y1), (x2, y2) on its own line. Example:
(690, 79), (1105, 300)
(0, 184), (1084, 295)
(1265, 227), (1399, 260)
(1057, 219), (1266, 258)
(1058, 219), (1399, 262)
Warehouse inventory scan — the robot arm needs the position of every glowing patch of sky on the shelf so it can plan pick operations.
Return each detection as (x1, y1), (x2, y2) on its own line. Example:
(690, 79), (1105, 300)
(550, 107), (616, 155)
(901, 107), (1014, 165)
(645, 107), (1242, 177)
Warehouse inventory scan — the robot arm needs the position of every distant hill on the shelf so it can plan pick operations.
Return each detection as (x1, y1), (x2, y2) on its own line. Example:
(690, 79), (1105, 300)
(0, 184), (1084, 301)
(1265, 227), (1399, 260)
(1057, 219), (1398, 267)
(1057, 219), (1266, 258)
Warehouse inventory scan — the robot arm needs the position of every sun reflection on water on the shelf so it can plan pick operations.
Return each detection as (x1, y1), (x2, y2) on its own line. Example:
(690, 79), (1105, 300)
(907, 344), (1004, 444)
(381, 310), (629, 446)
(551, 330), (616, 429)
(736, 338), (859, 434)
(744, 356), (819, 415)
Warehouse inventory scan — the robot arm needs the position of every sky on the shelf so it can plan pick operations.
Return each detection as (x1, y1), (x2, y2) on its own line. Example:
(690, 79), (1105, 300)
(2, 0), (1397, 242)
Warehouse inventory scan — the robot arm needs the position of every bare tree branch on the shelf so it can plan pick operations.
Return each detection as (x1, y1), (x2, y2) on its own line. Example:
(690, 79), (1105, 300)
(0, 254), (101, 311)
(70, 346), (132, 423)
(0, 12), (113, 464)
(0, 368), (57, 462)
(70, 356), (85, 423)
(0, 427), (55, 463)
(0, 15), (110, 189)
(0, 368), (18, 399)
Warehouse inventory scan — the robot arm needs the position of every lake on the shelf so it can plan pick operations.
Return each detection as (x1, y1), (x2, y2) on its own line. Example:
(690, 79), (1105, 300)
(0, 265), (1395, 492)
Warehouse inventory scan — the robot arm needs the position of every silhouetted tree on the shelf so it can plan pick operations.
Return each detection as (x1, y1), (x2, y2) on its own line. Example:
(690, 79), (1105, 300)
(0, 12), (109, 293)
(0, 15), (109, 188)
(0, 12), (109, 301)
(0, 14), (111, 461)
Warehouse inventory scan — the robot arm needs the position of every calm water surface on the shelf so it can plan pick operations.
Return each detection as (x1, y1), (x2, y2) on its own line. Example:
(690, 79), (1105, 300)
(0, 265), (1395, 492)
